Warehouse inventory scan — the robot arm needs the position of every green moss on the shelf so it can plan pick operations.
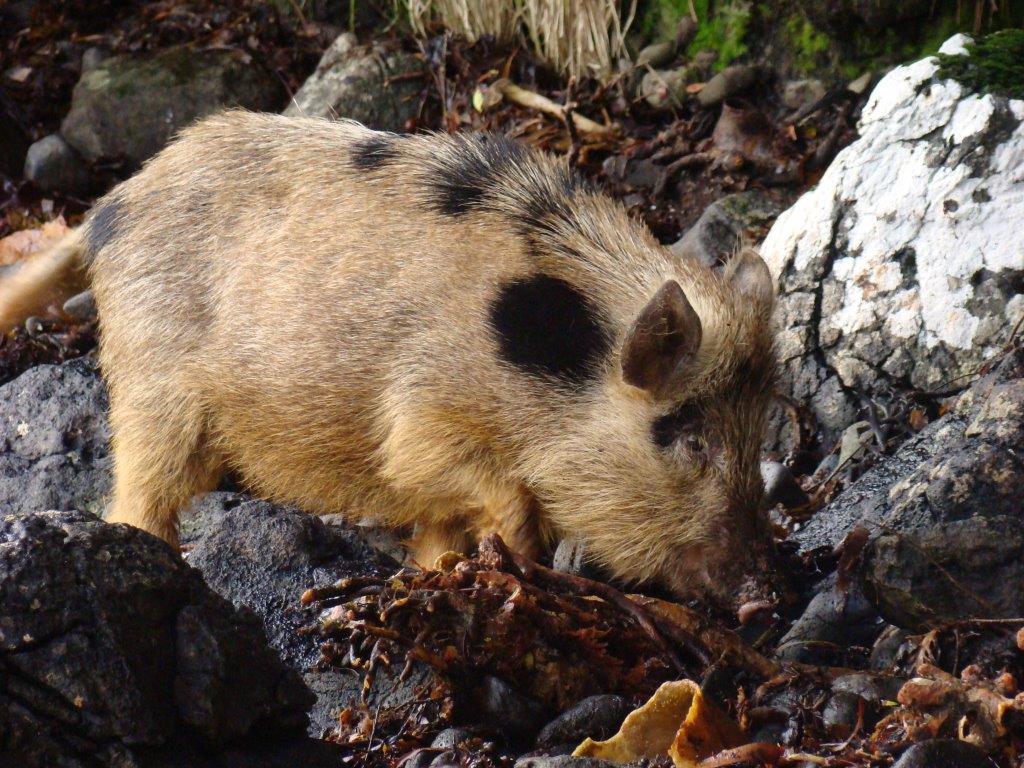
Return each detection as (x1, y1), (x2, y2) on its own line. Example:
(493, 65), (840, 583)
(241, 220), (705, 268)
(936, 29), (1024, 99)
(636, 0), (687, 41)
(638, 0), (752, 68)
(688, 0), (752, 67)
(782, 13), (830, 72)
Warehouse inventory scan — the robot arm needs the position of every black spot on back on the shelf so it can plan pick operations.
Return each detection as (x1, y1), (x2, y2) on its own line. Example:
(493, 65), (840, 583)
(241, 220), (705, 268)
(490, 274), (610, 388)
(351, 134), (399, 170)
(86, 198), (124, 255)
(431, 134), (528, 216)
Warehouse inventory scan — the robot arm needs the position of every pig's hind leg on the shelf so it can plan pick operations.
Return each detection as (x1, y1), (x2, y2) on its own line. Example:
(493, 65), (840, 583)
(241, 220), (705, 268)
(103, 381), (223, 547)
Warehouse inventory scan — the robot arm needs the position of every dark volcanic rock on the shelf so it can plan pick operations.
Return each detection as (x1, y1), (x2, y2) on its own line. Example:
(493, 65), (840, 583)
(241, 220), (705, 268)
(535, 695), (632, 751)
(775, 577), (882, 665)
(890, 738), (990, 768)
(0, 359), (110, 518)
(480, 675), (549, 745)
(794, 350), (1024, 629)
(184, 494), (433, 736)
(0, 509), (316, 768)
(516, 757), (622, 768)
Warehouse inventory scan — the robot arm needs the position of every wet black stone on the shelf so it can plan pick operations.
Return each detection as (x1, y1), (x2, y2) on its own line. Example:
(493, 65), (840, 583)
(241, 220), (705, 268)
(480, 676), (549, 745)
(891, 739), (990, 768)
(535, 695), (632, 750)
(0, 509), (314, 768)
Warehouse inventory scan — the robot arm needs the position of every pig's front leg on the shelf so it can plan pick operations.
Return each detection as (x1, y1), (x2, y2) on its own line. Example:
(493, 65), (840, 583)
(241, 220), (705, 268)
(408, 521), (471, 568)
(472, 485), (545, 562)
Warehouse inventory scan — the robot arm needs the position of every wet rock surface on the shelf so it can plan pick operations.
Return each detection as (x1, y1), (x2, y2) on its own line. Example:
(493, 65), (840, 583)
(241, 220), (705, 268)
(480, 675), (550, 745)
(283, 33), (424, 132)
(891, 738), (992, 768)
(183, 493), (415, 736)
(0, 358), (110, 519)
(61, 45), (284, 171)
(762, 37), (1024, 446)
(0, 508), (322, 768)
(795, 349), (1024, 629)
(516, 758), (621, 768)
(534, 695), (632, 751)
(775, 577), (883, 666)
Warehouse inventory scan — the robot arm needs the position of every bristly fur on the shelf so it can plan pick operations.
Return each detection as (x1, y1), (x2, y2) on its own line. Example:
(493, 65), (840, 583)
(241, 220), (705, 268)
(85, 197), (124, 256)
(350, 134), (400, 171)
(10, 111), (778, 606)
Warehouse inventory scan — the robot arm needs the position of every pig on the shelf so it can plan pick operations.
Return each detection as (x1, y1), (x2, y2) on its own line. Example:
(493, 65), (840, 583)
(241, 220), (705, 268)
(0, 110), (779, 606)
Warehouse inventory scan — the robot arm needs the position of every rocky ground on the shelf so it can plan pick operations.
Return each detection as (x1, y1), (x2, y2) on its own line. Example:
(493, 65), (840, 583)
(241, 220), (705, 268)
(2, 2), (1024, 767)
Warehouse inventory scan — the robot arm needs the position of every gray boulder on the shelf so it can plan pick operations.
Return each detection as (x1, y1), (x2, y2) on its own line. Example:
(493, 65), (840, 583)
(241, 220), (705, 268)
(24, 133), (93, 195)
(0, 508), (317, 767)
(671, 190), (783, 268)
(284, 33), (424, 132)
(184, 493), (421, 736)
(0, 359), (110, 518)
(762, 36), (1024, 446)
(794, 348), (1024, 629)
(61, 45), (283, 170)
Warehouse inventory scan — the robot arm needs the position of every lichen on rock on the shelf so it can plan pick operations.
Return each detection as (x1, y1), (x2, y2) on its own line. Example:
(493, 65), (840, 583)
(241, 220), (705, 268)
(762, 34), (1024, 444)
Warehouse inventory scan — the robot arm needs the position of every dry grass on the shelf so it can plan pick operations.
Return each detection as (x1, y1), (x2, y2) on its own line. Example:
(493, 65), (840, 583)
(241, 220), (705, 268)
(406, 0), (635, 79)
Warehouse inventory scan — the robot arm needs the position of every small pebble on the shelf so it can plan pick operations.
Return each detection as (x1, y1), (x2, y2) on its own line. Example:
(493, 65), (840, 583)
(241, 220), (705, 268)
(63, 289), (97, 322)
(760, 461), (809, 509)
(698, 64), (759, 108)
(431, 728), (474, 750)
(847, 71), (873, 95)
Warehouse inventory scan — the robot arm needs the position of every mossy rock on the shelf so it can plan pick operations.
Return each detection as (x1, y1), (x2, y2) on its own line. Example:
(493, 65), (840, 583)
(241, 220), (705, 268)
(61, 45), (284, 170)
(936, 29), (1024, 99)
(639, 0), (752, 68)
(634, 0), (1023, 80)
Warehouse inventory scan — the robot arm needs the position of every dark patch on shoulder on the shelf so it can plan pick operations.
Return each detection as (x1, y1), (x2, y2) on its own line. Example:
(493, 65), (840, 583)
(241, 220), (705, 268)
(86, 197), (124, 255)
(351, 134), (400, 170)
(489, 273), (610, 388)
(430, 134), (528, 216)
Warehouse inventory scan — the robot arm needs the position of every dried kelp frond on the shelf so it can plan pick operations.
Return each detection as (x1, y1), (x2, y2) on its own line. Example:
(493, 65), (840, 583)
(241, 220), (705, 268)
(302, 534), (773, 751)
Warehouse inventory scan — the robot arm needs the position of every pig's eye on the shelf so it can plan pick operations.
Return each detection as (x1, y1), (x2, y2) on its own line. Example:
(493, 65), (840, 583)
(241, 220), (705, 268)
(651, 403), (702, 449)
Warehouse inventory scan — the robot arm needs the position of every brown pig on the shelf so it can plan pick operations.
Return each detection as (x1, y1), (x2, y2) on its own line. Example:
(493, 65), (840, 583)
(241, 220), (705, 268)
(0, 111), (779, 606)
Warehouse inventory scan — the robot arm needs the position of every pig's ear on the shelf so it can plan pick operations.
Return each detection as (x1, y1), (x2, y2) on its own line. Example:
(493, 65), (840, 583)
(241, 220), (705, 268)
(621, 280), (702, 396)
(727, 249), (774, 313)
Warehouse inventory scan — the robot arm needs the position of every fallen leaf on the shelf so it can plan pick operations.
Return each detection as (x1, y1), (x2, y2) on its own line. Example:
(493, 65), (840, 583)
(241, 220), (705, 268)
(0, 217), (70, 266)
(573, 680), (742, 767)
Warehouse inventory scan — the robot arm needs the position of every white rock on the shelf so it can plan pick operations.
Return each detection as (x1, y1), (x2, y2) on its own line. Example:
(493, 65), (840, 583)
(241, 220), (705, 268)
(938, 33), (973, 56)
(762, 36), (1024, 437)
